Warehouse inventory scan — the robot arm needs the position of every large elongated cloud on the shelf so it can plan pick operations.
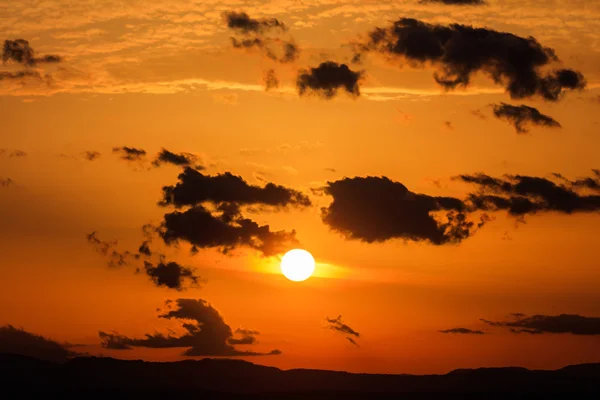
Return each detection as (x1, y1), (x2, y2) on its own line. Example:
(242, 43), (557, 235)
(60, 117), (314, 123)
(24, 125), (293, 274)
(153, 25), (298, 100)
(355, 19), (585, 101)
(99, 298), (281, 356)
(223, 11), (298, 64)
(439, 328), (485, 334)
(0, 325), (73, 363)
(297, 62), (363, 98)
(160, 167), (310, 208)
(160, 205), (297, 256)
(481, 314), (600, 335)
(421, 0), (485, 4)
(457, 171), (600, 216)
(321, 176), (484, 245)
(492, 103), (561, 133)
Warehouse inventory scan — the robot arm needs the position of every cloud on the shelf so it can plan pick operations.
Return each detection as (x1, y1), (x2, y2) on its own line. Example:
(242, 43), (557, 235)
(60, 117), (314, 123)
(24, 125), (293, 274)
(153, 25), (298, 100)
(355, 18), (585, 101)
(0, 70), (42, 81)
(263, 69), (279, 91)
(160, 167), (310, 208)
(143, 260), (200, 291)
(0, 325), (73, 363)
(3, 39), (62, 66)
(439, 328), (486, 334)
(457, 171), (600, 216)
(223, 11), (298, 64)
(87, 231), (200, 290)
(224, 11), (286, 34)
(421, 0), (485, 5)
(112, 146), (147, 162)
(228, 328), (260, 345)
(481, 314), (600, 335)
(492, 103), (561, 133)
(82, 151), (101, 161)
(160, 205), (298, 257)
(321, 176), (485, 245)
(326, 315), (360, 346)
(0, 148), (27, 157)
(157, 167), (310, 256)
(0, 178), (15, 188)
(152, 148), (204, 170)
(87, 231), (138, 268)
(99, 298), (281, 356)
(297, 62), (362, 98)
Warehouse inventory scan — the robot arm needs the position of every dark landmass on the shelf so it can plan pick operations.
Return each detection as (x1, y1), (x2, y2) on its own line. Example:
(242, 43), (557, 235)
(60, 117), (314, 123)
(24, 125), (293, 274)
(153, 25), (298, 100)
(1, 353), (599, 398)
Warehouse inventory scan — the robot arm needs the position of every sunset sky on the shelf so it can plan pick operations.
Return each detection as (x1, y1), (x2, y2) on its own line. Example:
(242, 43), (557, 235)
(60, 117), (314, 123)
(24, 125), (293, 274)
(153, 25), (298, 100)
(1, 0), (600, 375)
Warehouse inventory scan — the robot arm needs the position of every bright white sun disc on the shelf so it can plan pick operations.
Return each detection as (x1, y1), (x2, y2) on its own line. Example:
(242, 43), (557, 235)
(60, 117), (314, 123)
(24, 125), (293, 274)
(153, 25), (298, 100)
(280, 249), (315, 282)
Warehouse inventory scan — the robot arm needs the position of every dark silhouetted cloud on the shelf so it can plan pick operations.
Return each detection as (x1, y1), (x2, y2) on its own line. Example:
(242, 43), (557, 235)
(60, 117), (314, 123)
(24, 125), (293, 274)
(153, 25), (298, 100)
(481, 314), (600, 335)
(224, 11), (298, 64)
(439, 328), (486, 334)
(100, 298), (281, 356)
(160, 205), (297, 256)
(228, 328), (260, 345)
(152, 148), (203, 170)
(143, 260), (199, 291)
(321, 176), (486, 245)
(0, 325), (73, 363)
(326, 315), (360, 345)
(224, 11), (286, 34)
(87, 232), (200, 290)
(297, 62), (362, 98)
(492, 103), (561, 133)
(112, 146), (147, 162)
(355, 19), (585, 101)
(457, 171), (600, 216)
(160, 167), (310, 208)
(263, 69), (279, 91)
(3, 39), (62, 66)
(421, 0), (485, 5)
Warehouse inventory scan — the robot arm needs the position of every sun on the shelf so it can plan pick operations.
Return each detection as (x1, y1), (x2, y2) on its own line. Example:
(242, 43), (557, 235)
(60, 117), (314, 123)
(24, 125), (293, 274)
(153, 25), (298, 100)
(280, 249), (315, 282)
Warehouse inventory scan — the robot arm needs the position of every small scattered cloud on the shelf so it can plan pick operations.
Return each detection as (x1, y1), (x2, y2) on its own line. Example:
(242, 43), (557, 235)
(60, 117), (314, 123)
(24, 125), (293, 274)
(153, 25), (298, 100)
(263, 69), (279, 91)
(492, 103), (561, 133)
(112, 146), (147, 162)
(3, 39), (62, 66)
(326, 315), (360, 346)
(223, 11), (298, 64)
(82, 151), (101, 161)
(0, 178), (15, 188)
(297, 62), (362, 98)
(0, 148), (27, 157)
(152, 148), (204, 170)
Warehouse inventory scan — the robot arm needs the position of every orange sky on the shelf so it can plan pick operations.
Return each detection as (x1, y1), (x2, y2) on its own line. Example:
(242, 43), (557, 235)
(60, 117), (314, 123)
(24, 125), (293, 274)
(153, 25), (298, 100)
(1, 0), (600, 374)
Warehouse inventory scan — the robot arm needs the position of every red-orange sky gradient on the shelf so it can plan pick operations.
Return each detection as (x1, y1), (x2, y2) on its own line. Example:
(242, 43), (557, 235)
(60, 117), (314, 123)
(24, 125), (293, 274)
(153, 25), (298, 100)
(1, 0), (600, 375)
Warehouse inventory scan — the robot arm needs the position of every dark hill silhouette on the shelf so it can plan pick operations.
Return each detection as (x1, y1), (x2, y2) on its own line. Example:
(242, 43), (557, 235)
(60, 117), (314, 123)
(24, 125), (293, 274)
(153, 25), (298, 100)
(1, 353), (599, 398)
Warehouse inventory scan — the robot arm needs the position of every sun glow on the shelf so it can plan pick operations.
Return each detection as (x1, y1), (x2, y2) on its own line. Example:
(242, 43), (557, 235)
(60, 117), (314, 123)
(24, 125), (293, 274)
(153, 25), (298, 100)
(280, 249), (316, 282)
